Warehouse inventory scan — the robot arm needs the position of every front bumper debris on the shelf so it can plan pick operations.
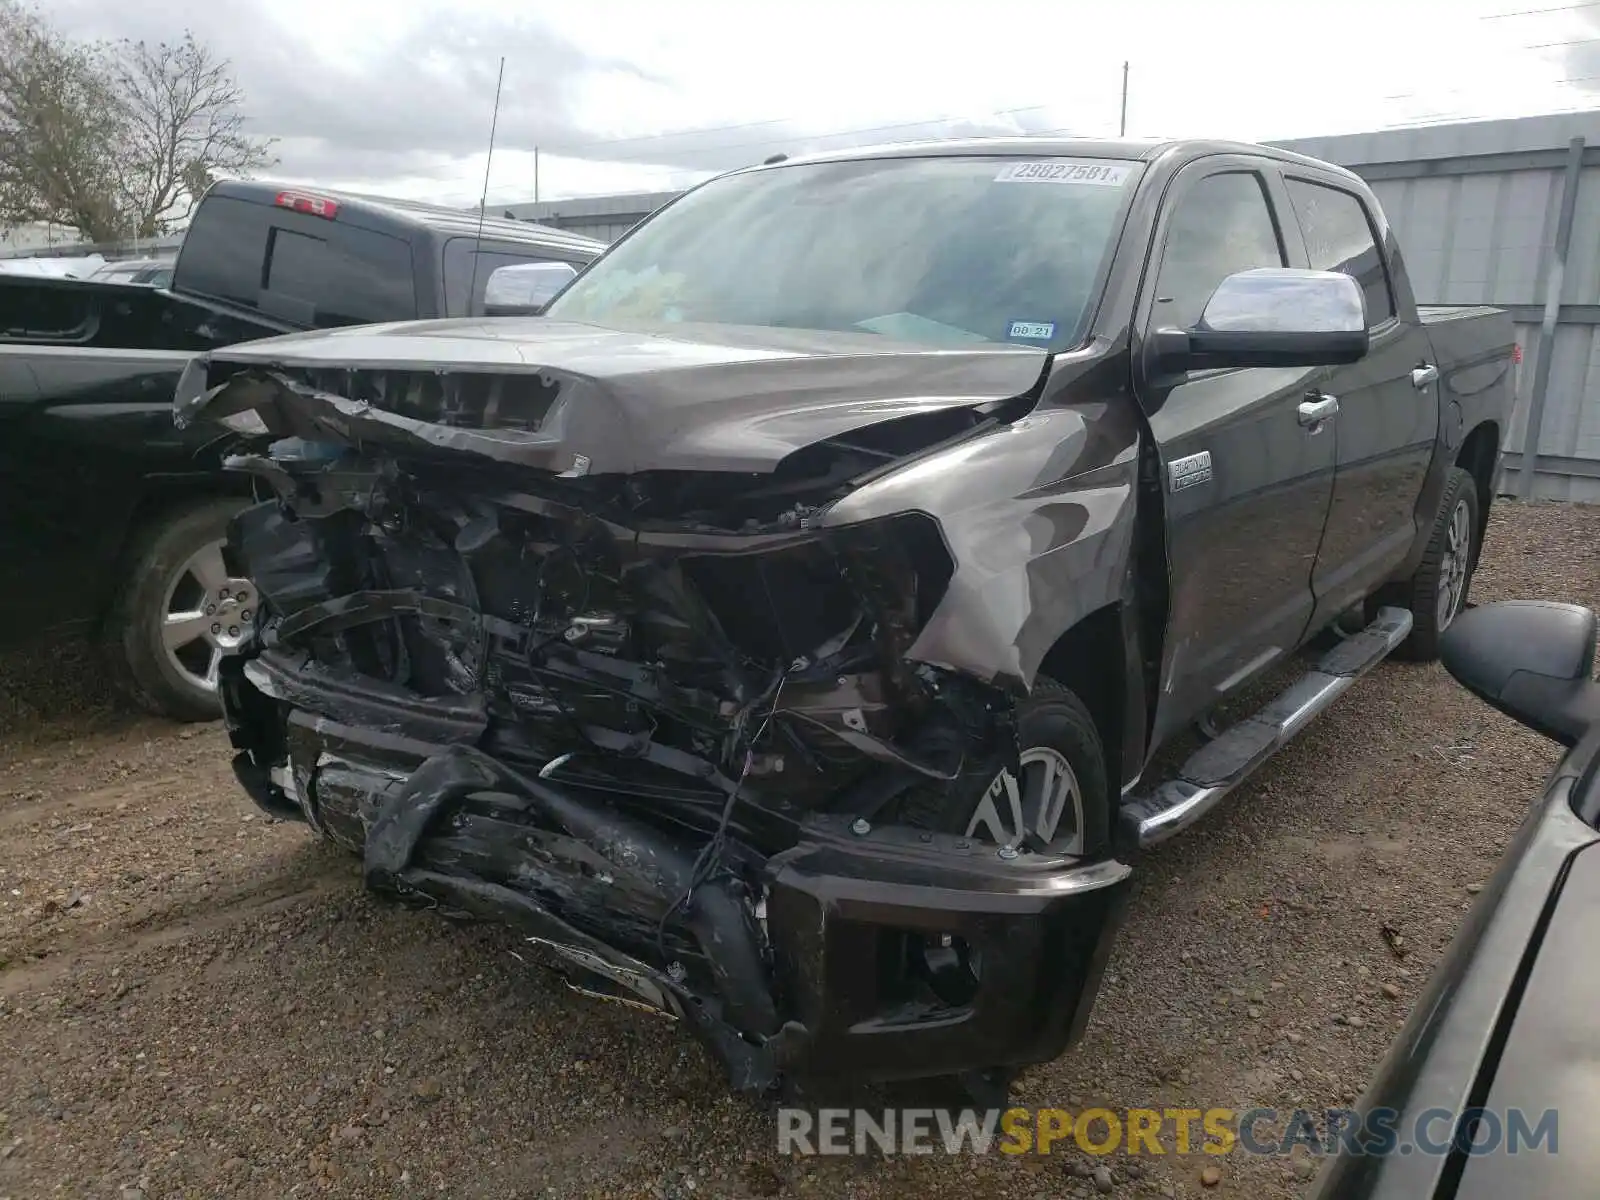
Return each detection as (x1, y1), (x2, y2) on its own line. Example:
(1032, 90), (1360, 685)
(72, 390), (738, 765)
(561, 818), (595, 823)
(220, 650), (1131, 1092)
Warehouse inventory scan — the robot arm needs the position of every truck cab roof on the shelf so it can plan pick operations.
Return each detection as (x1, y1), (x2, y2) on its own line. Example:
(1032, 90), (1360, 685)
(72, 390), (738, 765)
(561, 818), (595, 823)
(172, 180), (606, 332)
(205, 180), (601, 258)
(735, 136), (1369, 188)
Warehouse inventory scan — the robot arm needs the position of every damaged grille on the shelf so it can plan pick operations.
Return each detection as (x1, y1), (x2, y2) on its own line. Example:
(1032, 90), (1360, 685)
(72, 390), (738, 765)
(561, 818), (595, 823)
(232, 460), (969, 816)
(279, 366), (562, 431)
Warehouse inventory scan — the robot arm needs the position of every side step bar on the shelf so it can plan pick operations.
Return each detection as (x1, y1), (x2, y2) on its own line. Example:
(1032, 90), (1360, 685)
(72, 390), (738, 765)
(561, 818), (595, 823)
(1118, 606), (1414, 851)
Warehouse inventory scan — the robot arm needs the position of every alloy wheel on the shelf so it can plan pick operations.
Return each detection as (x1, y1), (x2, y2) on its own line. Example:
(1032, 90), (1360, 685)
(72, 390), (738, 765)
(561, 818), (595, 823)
(964, 746), (1085, 854)
(159, 538), (256, 693)
(1436, 498), (1473, 632)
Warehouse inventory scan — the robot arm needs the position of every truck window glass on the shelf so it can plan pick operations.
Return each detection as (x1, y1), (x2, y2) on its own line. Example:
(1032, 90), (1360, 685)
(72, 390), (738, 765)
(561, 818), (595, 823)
(545, 156), (1139, 350)
(441, 239), (584, 317)
(266, 229), (327, 300)
(177, 195), (419, 327)
(1153, 171), (1285, 329)
(1284, 179), (1396, 327)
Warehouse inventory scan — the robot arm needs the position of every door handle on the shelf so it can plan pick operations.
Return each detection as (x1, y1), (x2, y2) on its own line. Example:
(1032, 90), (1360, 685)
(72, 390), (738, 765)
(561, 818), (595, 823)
(1298, 393), (1339, 428)
(1412, 363), (1439, 389)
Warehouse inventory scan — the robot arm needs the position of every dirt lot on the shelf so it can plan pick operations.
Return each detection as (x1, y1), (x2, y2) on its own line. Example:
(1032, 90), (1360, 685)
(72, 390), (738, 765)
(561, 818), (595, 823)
(0, 500), (1595, 1200)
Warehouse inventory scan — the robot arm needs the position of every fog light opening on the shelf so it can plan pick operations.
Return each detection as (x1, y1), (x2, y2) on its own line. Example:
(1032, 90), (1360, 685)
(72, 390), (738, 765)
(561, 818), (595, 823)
(912, 932), (983, 1009)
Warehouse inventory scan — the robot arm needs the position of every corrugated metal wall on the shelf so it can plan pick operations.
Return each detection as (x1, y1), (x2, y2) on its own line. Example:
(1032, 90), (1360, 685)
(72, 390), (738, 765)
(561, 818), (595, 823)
(1278, 112), (1600, 503)
(501, 191), (679, 245)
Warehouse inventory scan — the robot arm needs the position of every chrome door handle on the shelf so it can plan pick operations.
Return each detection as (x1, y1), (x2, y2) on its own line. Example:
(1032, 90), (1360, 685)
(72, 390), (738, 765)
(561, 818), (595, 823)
(1412, 363), (1439, 389)
(1298, 393), (1339, 427)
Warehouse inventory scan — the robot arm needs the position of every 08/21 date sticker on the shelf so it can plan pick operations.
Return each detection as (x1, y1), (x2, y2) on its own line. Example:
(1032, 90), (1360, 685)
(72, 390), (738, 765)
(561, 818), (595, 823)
(1007, 320), (1056, 340)
(994, 160), (1132, 186)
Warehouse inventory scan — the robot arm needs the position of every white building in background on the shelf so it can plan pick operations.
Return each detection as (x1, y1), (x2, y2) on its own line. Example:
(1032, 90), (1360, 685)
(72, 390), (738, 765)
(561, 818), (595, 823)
(0, 221), (83, 253)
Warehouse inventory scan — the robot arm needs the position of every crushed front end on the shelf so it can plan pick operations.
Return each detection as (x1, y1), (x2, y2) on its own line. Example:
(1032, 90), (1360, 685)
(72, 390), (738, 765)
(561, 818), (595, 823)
(185, 353), (1131, 1094)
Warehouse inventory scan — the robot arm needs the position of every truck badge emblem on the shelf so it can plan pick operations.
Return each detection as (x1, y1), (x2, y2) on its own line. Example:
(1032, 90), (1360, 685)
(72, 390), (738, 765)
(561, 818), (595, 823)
(1167, 451), (1213, 492)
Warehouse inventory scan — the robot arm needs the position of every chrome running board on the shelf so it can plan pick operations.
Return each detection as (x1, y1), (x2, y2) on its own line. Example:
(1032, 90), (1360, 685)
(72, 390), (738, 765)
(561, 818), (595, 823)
(1119, 606), (1414, 850)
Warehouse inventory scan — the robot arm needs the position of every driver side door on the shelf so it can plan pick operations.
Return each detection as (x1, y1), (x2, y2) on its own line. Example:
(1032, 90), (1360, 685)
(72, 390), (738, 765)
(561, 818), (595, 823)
(1135, 160), (1338, 748)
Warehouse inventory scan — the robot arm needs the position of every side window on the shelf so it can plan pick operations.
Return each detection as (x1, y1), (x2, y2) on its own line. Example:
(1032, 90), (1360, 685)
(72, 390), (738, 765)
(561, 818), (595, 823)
(1284, 179), (1395, 328)
(1153, 172), (1284, 329)
(260, 223), (417, 327)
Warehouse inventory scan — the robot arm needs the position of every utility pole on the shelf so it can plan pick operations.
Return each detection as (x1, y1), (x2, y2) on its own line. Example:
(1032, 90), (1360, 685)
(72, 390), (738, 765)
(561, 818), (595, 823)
(1120, 61), (1129, 137)
(534, 147), (540, 203)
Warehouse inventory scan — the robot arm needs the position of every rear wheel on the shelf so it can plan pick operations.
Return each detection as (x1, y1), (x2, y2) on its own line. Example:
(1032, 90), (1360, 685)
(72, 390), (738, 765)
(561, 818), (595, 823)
(102, 498), (253, 721)
(1394, 467), (1480, 662)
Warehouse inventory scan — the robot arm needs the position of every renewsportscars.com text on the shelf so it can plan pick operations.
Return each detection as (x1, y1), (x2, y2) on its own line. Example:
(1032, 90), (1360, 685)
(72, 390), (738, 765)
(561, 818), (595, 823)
(777, 1106), (1559, 1159)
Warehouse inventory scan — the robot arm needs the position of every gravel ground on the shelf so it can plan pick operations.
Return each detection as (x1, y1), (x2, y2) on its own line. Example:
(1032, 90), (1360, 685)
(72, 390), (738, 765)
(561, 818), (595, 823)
(0, 499), (1595, 1200)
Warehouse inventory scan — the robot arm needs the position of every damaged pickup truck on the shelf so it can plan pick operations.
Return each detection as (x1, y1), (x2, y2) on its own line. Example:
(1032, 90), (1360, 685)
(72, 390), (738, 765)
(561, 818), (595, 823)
(176, 139), (1514, 1098)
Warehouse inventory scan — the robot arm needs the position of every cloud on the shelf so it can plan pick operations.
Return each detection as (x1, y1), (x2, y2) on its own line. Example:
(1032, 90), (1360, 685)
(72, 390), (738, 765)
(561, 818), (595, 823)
(40, 0), (1080, 200)
(44, 0), (658, 186)
(1556, 8), (1600, 90)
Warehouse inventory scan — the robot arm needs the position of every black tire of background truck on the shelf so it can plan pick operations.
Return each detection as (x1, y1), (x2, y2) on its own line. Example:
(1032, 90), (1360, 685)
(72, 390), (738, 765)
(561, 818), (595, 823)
(100, 497), (248, 722)
(897, 677), (1112, 857)
(1392, 466), (1482, 663)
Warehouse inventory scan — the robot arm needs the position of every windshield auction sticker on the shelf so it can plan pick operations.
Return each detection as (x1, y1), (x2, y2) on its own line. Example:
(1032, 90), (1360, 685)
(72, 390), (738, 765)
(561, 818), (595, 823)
(993, 160), (1133, 186)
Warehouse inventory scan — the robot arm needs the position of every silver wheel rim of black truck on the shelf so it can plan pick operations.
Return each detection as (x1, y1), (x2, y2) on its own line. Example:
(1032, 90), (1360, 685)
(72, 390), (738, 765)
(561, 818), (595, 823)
(1437, 498), (1474, 633)
(158, 538), (255, 693)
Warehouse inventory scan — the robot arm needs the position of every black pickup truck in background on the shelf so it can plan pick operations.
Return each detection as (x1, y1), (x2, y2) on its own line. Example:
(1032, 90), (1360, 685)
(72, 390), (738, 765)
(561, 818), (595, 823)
(182, 139), (1515, 1097)
(0, 183), (603, 719)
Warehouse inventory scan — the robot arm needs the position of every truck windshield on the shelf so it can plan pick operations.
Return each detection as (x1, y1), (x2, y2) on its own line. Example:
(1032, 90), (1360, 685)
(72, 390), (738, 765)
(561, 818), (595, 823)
(545, 155), (1140, 350)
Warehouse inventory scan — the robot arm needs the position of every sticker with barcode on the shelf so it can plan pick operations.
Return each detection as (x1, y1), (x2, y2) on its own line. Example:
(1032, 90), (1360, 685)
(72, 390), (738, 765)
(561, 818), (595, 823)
(994, 160), (1132, 186)
(1007, 320), (1057, 340)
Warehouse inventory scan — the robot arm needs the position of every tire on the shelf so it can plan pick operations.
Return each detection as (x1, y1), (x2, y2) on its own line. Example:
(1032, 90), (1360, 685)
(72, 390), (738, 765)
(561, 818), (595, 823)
(900, 678), (1111, 857)
(1393, 467), (1481, 663)
(101, 497), (253, 722)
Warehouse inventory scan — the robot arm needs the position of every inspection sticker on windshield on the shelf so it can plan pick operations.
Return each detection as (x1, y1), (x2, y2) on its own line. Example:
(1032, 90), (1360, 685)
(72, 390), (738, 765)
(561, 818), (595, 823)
(1007, 320), (1056, 341)
(994, 159), (1132, 186)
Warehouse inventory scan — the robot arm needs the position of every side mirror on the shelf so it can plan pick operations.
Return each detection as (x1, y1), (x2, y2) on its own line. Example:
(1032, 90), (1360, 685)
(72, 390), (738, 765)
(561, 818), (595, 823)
(482, 260), (579, 316)
(1152, 268), (1370, 373)
(1440, 600), (1600, 747)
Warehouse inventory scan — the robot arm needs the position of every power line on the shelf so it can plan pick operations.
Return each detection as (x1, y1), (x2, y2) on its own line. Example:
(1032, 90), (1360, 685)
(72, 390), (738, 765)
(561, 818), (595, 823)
(419, 104), (1063, 205)
(413, 29), (1598, 194)
(1482, 2), (1600, 17)
(1525, 34), (1600, 46)
(539, 104), (1055, 166)
(1382, 71), (1600, 103)
(538, 115), (801, 157)
(1376, 98), (1600, 129)
(379, 35), (1600, 207)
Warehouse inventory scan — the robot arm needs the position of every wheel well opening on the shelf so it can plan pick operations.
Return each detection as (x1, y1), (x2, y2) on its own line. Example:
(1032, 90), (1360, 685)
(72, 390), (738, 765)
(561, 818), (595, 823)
(98, 484), (254, 633)
(1456, 421), (1500, 562)
(1037, 604), (1125, 787)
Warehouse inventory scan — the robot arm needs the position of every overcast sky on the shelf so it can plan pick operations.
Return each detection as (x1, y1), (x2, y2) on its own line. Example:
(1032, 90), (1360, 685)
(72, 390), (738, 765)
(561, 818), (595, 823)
(44, 0), (1600, 209)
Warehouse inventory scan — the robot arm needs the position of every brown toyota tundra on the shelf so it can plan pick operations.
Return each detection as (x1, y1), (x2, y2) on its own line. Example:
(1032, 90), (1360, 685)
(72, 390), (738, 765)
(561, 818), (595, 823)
(174, 138), (1514, 1100)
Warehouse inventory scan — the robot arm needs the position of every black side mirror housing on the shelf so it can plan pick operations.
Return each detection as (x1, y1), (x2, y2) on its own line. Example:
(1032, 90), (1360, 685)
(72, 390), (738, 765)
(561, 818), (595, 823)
(1439, 600), (1600, 747)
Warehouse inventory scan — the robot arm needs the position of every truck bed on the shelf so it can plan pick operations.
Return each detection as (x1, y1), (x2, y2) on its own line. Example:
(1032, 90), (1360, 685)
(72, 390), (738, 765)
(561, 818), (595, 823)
(1419, 304), (1517, 367)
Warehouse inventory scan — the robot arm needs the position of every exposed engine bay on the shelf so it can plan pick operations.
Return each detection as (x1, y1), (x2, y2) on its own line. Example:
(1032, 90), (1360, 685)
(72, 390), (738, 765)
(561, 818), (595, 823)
(185, 348), (1135, 1094)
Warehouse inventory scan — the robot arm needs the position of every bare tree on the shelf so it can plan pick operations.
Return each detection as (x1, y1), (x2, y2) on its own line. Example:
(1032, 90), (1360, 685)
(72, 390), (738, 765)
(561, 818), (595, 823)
(0, 3), (125, 240)
(0, 5), (274, 242)
(111, 33), (276, 237)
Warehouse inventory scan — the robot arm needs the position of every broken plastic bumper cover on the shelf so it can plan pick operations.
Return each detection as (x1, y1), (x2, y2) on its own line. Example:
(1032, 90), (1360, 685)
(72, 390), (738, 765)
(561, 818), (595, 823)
(220, 653), (1132, 1092)
(185, 346), (1138, 1093)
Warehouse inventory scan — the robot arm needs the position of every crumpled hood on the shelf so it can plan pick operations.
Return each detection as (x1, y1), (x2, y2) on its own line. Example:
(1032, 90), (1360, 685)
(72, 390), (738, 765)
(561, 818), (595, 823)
(175, 317), (1050, 474)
